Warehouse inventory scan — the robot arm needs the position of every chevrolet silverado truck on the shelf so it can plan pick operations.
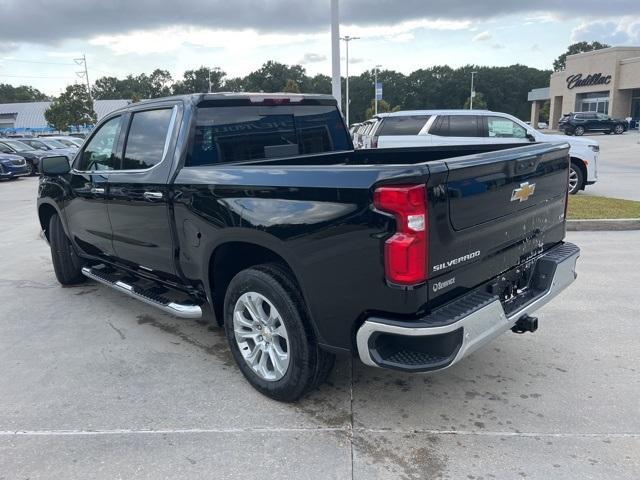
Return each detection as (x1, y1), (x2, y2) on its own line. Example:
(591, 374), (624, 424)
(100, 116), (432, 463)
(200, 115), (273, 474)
(37, 93), (580, 402)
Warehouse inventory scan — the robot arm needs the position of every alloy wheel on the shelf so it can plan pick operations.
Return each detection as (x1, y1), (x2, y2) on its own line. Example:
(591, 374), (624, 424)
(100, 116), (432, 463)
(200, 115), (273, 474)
(574, 126), (585, 136)
(568, 167), (579, 194)
(614, 125), (624, 134)
(233, 292), (290, 381)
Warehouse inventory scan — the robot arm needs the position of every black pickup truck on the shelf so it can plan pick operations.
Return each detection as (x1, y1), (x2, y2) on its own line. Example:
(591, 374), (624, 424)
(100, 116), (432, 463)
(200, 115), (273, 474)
(38, 93), (579, 401)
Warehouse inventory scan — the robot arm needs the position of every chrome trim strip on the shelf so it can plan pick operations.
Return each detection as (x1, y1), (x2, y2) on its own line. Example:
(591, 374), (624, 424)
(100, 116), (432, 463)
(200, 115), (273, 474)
(82, 267), (202, 319)
(356, 246), (579, 370)
(72, 105), (178, 176)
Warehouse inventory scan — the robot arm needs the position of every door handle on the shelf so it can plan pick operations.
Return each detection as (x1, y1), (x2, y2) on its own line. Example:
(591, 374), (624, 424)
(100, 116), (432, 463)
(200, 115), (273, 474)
(143, 191), (164, 200)
(90, 187), (105, 194)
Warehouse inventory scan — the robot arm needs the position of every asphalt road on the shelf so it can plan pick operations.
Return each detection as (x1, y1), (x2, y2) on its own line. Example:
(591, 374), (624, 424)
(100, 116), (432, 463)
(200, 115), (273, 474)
(578, 130), (640, 201)
(1, 177), (639, 479)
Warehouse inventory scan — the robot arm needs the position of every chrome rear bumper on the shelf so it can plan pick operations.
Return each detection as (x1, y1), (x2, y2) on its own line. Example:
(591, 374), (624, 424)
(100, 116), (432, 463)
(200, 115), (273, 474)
(356, 242), (580, 372)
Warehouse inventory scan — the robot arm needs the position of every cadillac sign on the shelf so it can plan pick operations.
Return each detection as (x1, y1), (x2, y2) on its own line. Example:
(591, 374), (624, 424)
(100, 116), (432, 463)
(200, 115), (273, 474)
(566, 73), (612, 89)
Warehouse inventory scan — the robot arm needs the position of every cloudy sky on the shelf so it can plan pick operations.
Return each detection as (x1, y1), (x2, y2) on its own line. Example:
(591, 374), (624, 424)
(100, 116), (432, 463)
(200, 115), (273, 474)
(0, 0), (639, 96)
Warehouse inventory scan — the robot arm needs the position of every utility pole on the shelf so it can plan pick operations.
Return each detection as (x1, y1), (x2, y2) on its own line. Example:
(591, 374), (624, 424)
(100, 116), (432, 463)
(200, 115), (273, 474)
(374, 64), (382, 115)
(331, 0), (341, 111)
(470, 71), (477, 110)
(341, 35), (359, 127)
(74, 54), (92, 104)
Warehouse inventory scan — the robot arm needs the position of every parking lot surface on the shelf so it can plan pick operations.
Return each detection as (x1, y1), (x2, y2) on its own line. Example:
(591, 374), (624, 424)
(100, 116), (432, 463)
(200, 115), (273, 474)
(579, 130), (640, 201)
(1, 177), (639, 479)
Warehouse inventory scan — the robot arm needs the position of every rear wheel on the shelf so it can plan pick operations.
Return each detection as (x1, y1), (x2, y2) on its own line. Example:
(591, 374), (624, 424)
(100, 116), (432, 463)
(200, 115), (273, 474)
(568, 162), (585, 195)
(574, 126), (585, 136)
(224, 264), (335, 402)
(49, 213), (86, 285)
(614, 124), (625, 134)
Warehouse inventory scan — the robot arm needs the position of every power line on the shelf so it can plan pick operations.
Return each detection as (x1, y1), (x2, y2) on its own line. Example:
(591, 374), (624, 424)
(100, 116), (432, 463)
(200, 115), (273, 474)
(0, 59), (76, 66)
(0, 74), (76, 79)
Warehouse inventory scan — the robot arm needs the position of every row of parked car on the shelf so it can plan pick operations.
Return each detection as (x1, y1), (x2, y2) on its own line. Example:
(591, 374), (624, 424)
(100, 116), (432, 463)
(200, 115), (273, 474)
(0, 135), (83, 180)
(350, 109), (600, 195)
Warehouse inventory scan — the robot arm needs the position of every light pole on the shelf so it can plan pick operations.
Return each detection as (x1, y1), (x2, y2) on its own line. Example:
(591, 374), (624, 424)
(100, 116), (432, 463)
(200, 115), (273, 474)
(374, 64), (382, 115)
(470, 71), (477, 110)
(341, 35), (359, 127)
(331, 0), (341, 111)
(208, 67), (221, 93)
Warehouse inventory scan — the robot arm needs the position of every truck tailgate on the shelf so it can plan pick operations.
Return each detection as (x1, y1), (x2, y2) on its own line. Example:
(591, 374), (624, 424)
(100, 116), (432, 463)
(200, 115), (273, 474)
(427, 142), (570, 306)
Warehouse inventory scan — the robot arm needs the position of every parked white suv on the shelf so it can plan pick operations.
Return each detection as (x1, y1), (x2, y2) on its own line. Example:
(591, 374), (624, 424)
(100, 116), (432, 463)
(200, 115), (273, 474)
(363, 110), (599, 194)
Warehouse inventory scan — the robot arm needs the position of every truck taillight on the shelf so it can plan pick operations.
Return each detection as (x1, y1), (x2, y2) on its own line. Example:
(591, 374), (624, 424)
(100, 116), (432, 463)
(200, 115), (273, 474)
(374, 185), (428, 286)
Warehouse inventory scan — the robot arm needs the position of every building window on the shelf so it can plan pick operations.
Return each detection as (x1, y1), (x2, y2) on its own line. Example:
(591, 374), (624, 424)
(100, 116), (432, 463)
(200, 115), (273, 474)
(576, 91), (610, 114)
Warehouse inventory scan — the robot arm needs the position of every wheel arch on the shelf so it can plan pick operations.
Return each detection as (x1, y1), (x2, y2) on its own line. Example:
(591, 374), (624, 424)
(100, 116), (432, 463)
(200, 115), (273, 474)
(206, 240), (316, 334)
(569, 157), (587, 192)
(38, 201), (61, 242)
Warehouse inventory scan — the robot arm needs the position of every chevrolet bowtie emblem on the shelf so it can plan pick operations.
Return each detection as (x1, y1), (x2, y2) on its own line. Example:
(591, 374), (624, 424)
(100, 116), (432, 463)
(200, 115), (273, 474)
(511, 182), (536, 203)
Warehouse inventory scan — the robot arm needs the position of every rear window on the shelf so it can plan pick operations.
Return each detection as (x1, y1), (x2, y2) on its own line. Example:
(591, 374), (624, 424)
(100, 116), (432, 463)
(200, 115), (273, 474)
(188, 105), (351, 166)
(377, 115), (431, 136)
(430, 115), (480, 137)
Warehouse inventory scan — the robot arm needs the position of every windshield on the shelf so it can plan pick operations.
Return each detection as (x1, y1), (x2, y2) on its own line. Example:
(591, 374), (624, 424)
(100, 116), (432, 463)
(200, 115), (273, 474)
(2, 140), (33, 152)
(41, 139), (67, 149)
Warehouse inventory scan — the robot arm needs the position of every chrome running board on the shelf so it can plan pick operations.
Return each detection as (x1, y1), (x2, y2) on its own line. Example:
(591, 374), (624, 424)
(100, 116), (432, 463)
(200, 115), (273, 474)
(81, 267), (202, 319)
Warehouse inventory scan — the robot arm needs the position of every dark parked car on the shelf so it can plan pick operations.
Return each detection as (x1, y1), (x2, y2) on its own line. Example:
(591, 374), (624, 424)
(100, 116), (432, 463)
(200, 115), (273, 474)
(0, 139), (50, 175)
(38, 93), (579, 401)
(559, 112), (628, 136)
(0, 152), (29, 180)
(17, 138), (76, 160)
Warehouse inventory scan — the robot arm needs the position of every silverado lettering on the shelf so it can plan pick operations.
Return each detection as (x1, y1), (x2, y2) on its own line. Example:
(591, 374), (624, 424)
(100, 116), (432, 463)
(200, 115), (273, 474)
(433, 251), (482, 272)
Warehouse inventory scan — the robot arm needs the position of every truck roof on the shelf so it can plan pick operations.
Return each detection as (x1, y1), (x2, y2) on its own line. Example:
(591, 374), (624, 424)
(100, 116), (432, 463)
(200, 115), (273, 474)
(375, 109), (495, 118)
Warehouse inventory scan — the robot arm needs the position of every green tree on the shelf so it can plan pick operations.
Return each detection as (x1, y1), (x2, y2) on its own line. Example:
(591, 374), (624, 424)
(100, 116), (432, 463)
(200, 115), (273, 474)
(283, 79), (301, 93)
(553, 41), (610, 72)
(172, 67), (225, 94)
(0, 84), (48, 103)
(148, 69), (173, 97)
(464, 91), (488, 110)
(364, 99), (400, 119)
(44, 84), (96, 131)
(242, 61), (306, 92)
(539, 100), (550, 123)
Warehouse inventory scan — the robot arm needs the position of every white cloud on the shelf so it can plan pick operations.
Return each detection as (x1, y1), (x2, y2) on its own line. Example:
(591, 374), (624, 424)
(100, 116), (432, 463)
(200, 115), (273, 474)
(571, 17), (640, 44)
(472, 31), (492, 42)
(299, 53), (327, 64)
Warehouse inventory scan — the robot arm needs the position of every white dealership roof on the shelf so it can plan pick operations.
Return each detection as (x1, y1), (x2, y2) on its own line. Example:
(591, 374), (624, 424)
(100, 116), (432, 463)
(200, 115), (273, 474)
(0, 99), (129, 129)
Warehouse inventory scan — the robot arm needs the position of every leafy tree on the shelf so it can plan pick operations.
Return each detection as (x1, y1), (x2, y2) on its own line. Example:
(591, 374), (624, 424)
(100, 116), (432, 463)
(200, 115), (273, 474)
(303, 74), (332, 94)
(283, 79), (301, 93)
(242, 61), (306, 92)
(172, 67), (225, 94)
(44, 84), (96, 131)
(223, 77), (245, 92)
(148, 69), (173, 97)
(539, 100), (550, 123)
(0, 84), (48, 103)
(464, 91), (488, 110)
(364, 99), (400, 119)
(553, 41), (610, 72)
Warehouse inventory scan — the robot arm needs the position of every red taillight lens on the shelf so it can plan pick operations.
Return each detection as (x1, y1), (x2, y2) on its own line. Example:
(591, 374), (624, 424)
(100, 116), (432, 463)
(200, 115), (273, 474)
(374, 185), (428, 286)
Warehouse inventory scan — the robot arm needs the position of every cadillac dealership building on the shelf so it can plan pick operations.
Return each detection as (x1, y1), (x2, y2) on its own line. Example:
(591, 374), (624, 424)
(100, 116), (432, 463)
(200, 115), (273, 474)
(529, 46), (640, 129)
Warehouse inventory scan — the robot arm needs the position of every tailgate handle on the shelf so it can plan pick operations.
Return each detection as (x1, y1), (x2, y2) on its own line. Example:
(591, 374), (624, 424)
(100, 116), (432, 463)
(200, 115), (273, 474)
(515, 156), (538, 173)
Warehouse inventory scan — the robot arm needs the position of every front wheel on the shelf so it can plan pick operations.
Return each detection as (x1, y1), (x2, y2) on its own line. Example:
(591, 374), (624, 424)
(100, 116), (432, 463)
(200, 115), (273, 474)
(26, 161), (36, 176)
(49, 213), (86, 285)
(224, 264), (334, 402)
(574, 126), (585, 136)
(568, 163), (585, 195)
(614, 124), (624, 134)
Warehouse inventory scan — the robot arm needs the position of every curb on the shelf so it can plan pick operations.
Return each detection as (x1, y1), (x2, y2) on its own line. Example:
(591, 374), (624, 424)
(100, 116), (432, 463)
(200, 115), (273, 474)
(567, 218), (640, 231)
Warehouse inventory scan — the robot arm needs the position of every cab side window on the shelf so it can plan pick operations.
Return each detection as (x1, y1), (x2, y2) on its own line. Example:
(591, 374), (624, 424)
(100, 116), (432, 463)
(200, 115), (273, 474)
(486, 116), (527, 139)
(77, 116), (122, 171)
(121, 108), (174, 170)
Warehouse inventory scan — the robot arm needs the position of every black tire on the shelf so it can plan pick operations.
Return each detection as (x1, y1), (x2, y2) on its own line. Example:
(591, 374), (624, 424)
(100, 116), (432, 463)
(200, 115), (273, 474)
(223, 263), (335, 402)
(568, 162), (585, 195)
(614, 124), (624, 135)
(574, 126), (585, 136)
(26, 161), (36, 176)
(49, 213), (86, 285)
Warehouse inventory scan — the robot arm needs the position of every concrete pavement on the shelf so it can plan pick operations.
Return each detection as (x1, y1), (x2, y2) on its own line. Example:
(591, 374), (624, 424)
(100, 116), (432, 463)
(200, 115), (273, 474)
(0, 177), (638, 479)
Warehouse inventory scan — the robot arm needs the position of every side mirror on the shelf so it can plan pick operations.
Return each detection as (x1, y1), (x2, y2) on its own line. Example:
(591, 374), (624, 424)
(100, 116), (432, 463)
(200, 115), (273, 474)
(41, 156), (71, 175)
(526, 133), (536, 142)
